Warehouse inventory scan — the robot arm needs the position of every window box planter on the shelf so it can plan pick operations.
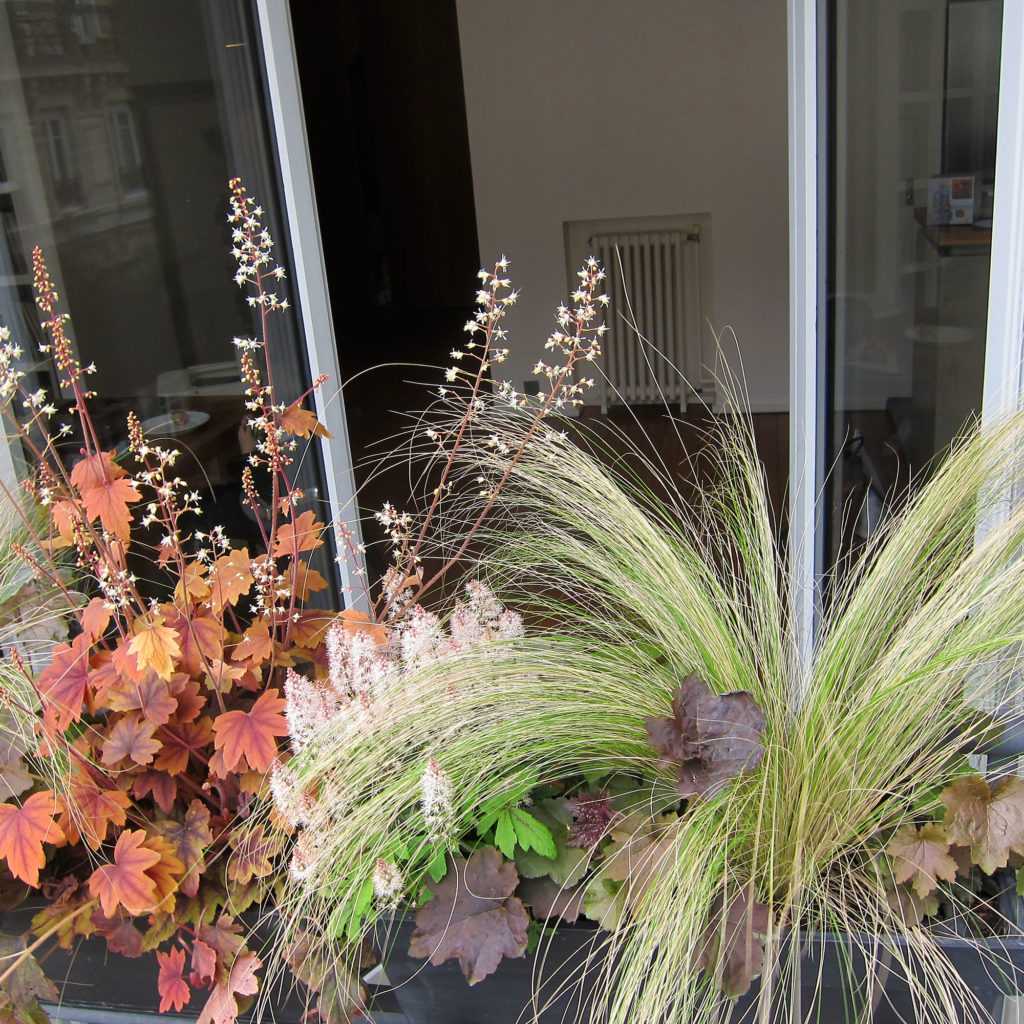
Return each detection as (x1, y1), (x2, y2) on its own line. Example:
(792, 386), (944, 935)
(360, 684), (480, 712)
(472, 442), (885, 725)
(380, 917), (1024, 1024)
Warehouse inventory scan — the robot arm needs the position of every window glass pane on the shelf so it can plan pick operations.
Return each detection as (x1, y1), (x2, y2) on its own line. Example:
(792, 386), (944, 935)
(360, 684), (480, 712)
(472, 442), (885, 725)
(0, 0), (334, 592)
(825, 0), (1002, 575)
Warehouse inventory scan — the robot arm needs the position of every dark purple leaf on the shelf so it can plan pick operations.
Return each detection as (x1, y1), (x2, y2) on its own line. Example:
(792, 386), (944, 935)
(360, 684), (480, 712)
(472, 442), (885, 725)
(409, 848), (529, 985)
(519, 877), (583, 923)
(645, 675), (765, 799)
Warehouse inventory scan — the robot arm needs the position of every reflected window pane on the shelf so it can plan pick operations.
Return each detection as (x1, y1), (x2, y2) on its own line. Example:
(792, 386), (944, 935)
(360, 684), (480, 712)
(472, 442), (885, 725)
(0, 0), (334, 593)
(825, 0), (1002, 575)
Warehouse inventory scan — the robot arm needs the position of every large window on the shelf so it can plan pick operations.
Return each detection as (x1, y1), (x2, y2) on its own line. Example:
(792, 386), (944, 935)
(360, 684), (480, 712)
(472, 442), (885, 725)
(0, 0), (337, 590)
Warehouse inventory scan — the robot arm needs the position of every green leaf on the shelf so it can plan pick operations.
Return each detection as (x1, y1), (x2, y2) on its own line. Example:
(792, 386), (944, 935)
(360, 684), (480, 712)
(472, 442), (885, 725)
(1017, 867), (1024, 897)
(495, 811), (517, 859)
(510, 808), (556, 859)
(426, 848), (448, 882)
(475, 809), (500, 837)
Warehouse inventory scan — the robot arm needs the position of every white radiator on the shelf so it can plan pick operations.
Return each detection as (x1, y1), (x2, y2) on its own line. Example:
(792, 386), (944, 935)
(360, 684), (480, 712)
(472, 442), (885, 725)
(589, 227), (704, 412)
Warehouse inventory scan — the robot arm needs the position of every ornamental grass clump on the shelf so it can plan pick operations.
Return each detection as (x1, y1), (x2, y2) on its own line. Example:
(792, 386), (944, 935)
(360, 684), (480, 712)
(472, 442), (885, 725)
(274, 331), (1024, 1022)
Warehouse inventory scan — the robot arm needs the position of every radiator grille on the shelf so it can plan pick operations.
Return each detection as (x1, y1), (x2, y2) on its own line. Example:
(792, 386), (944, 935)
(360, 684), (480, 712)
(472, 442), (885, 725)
(590, 228), (703, 411)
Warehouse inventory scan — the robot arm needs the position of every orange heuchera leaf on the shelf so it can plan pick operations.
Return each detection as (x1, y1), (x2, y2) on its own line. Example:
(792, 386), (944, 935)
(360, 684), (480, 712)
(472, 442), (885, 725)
(0, 791), (59, 886)
(101, 714), (161, 767)
(280, 400), (331, 439)
(210, 548), (254, 610)
(66, 777), (131, 850)
(132, 771), (177, 815)
(88, 829), (161, 916)
(104, 675), (177, 726)
(80, 597), (111, 640)
(338, 607), (389, 647)
(72, 451), (141, 541)
(70, 450), (128, 490)
(272, 510), (324, 558)
(128, 614), (181, 681)
(197, 951), (260, 1024)
(153, 800), (213, 898)
(212, 689), (288, 773)
(155, 718), (213, 775)
(227, 825), (282, 886)
(291, 561), (328, 602)
(157, 946), (190, 1013)
(176, 561), (212, 604)
(36, 632), (91, 732)
(168, 611), (224, 677)
(144, 834), (185, 910)
(50, 499), (78, 546)
(231, 619), (272, 665)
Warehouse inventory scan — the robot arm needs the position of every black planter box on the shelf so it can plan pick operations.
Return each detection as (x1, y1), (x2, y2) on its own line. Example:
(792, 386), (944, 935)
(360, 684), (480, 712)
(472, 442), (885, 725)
(380, 917), (1024, 1024)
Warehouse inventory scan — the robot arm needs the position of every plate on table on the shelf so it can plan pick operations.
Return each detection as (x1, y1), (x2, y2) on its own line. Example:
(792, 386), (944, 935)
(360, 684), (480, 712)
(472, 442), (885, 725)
(139, 409), (210, 436)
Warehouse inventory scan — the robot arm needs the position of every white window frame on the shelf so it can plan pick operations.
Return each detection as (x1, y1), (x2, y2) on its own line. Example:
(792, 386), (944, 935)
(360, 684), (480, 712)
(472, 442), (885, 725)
(255, 0), (369, 611)
(788, 0), (1024, 663)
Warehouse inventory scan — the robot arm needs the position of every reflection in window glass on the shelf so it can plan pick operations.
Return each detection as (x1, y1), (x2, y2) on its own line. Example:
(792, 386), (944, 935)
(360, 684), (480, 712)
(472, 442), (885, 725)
(825, 0), (1002, 575)
(0, 0), (334, 594)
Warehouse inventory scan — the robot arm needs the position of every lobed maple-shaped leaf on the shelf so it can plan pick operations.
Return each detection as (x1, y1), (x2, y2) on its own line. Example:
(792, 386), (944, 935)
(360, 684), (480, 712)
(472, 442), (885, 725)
(410, 849), (529, 985)
(196, 914), (245, 978)
(286, 930), (368, 1024)
(231, 619), (272, 665)
(129, 614), (182, 681)
(176, 561), (212, 604)
(71, 450), (141, 540)
(212, 689), (288, 773)
(291, 561), (328, 602)
(156, 717), (213, 775)
(153, 800), (213, 899)
(65, 777), (131, 850)
(132, 771), (177, 814)
(80, 597), (111, 640)
(227, 824), (281, 886)
(145, 833), (185, 909)
(209, 548), (253, 610)
(645, 675), (765, 799)
(197, 950), (260, 1024)
(101, 714), (161, 767)
(170, 678), (207, 724)
(281, 401), (331, 439)
(272, 510), (324, 558)
(191, 937), (217, 987)
(88, 829), (161, 916)
(165, 608), (224, 677)
(35, 632), (90, 732)
(157, 946), (191, 1013)
(0, 791), (58, 886)
(519, 877), (584, 923)
(104, 674), (177, 725)
(697, 886), (771, 999)
(942, 774), (1024, 875)
(885, 823), (958, 897)
(92, 909), (144, 957)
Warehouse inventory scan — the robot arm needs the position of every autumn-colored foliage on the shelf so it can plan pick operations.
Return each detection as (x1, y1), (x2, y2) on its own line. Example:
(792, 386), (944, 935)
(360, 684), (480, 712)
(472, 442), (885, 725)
(0, 180), (352, 1023)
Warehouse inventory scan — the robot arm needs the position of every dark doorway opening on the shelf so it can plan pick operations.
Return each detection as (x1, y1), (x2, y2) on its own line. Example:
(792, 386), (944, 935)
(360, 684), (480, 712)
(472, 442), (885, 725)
(290, 0), (480, 584)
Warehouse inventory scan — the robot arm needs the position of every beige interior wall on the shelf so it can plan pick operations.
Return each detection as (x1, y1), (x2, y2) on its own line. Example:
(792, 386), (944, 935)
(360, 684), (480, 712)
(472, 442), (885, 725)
(455, 0), (790, 411)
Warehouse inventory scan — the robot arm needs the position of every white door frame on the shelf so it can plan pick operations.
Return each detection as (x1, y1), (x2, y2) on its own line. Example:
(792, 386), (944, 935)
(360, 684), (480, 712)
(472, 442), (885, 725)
(255, 0), (370, 611)
(788, 0), (1024, 662)
(787, 0), (822, 676)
